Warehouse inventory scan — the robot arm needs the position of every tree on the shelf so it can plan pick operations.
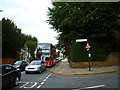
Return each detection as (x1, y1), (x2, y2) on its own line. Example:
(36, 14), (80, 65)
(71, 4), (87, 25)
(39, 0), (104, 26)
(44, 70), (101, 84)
(2, 18), (38, 58)
(24, 36), (38, 59)
(47, 2), (120, 56)
(25, 41), (37, 60)
(112, 19), (120, 40)
(2, 18), (25, 58)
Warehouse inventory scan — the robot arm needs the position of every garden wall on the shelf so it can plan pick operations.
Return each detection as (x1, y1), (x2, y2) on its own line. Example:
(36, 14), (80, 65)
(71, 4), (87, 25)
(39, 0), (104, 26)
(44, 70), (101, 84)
(1, 58), (20, 64)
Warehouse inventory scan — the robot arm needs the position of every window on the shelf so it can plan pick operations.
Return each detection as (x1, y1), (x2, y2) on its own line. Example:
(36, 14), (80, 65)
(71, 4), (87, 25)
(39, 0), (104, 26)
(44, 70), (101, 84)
(30, 61), (41, 65)
(22, 61), (27, 65)
(3, 65), (15, 74)
(14, 61), (22, 65)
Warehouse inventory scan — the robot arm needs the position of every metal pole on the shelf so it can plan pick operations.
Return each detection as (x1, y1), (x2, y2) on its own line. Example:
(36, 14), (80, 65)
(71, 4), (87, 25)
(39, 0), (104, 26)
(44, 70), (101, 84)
(87, 48), (91, 71)
(86, 38), (91, 71)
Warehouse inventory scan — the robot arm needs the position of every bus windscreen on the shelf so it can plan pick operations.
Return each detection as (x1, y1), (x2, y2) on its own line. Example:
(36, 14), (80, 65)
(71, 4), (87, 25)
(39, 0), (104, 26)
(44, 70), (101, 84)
(38, 43), (50, 50)
(45, 57), (50, 61)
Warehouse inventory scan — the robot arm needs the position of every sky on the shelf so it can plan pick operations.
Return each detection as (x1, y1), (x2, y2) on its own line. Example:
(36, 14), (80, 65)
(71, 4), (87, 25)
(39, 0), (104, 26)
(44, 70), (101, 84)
(0, 0), (59, 45)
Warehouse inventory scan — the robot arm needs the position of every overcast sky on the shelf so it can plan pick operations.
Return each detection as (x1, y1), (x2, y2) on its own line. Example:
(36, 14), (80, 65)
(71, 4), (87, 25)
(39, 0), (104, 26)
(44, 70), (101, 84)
(0, 0), (59, 45)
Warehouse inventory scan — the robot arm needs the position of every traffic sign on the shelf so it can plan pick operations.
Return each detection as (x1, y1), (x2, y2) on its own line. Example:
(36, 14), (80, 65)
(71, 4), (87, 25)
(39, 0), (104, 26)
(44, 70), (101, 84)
(85, 43), (91, 49)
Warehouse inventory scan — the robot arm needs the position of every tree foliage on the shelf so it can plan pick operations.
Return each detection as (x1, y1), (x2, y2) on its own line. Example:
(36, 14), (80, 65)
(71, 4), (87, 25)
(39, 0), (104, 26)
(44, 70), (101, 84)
(2, 18), (38, 58)
(47, 2), (120, 55)
(70, 41), (107, 62)
(70, 42), (87, 62)
(2, 18), (24, 58)
(25, 40), (37, 59)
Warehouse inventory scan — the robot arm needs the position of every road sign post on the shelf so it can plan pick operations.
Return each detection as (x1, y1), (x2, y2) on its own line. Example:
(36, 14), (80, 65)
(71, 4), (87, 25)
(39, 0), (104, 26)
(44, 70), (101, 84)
(85, 42), (91, 71)
(76, 39), (91, 71)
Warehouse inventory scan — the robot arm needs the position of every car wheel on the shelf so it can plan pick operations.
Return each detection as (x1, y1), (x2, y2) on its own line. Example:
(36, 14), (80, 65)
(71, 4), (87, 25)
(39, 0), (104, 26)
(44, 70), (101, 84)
(14, 77), (20, 86)
(44, 68), (46, 71)
(39, 70), (42, 73)
(39, 69), (42, 73)
(25, 71), (28, 74)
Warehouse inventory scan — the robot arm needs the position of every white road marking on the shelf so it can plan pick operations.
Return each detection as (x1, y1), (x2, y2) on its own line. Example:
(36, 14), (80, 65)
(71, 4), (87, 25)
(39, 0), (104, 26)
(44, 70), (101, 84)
(20, 73), (52, 88)
(46, 77), (48, 79)
(24, 82), (37, 88)
(41, 82), (44, 85)
(37, 73), (52, 88)
(48, 73), (52, 77)
(37, 85), (42, 88)
(29, 82), (37, 88)
(43, 79), (47, 82)
(80, 85), (105, 89)
(20, 82), (29, 88)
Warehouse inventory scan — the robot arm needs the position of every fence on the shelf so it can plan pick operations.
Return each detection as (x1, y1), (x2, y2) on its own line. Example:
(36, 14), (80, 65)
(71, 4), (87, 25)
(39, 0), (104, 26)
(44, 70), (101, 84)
(1, 58), (20, 64)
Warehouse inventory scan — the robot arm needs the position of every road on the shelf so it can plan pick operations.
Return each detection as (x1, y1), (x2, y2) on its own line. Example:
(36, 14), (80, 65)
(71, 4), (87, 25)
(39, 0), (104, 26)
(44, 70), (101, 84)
(41, 73), (119, 89)
(10, 65), (119, 90)
(10, 67), (52, 89)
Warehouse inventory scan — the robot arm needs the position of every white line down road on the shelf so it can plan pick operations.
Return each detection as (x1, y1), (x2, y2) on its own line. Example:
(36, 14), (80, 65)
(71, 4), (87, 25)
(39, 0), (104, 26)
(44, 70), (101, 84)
(24, 82), (37, 88)
(20, 82), (38, 88)
(37, 73), (52, 88)
(20, 82), (29, 88)
(19, 73), (52, 88)
(74, 85), (105, 90)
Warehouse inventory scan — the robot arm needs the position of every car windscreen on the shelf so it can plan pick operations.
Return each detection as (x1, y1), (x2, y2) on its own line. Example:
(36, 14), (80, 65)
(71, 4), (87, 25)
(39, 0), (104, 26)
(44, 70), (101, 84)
(14, 61), (22, 65)
(30, 61), (41, 65)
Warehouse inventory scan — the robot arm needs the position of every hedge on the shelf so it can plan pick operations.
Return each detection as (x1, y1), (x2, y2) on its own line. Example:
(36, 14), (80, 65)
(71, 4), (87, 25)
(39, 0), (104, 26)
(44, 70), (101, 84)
(69, 41), (107, 62)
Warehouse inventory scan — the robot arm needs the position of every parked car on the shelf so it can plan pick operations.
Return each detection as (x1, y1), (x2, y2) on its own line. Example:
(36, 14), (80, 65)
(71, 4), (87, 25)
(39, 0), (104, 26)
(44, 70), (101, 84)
(56, 57), (63, 63)
(55, 58), (60, 63)
(25, 60), (46, 74)
(11, 60), (29, 71)
(1, 64), (21, 89)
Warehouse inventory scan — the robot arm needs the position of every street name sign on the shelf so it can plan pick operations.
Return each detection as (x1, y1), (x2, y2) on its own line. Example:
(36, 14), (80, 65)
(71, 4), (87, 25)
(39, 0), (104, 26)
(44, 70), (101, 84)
(76, 39), (87, 42)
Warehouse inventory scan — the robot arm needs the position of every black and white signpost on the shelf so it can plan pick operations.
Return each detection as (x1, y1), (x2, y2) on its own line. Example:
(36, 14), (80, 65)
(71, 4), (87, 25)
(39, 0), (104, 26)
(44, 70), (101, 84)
(76, 39), (91, 71)
(85, 42), (91, 71)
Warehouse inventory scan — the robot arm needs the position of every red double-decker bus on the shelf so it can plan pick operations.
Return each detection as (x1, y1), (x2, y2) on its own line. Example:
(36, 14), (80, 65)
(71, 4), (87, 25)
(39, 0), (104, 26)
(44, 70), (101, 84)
(36, 43), (56, 67)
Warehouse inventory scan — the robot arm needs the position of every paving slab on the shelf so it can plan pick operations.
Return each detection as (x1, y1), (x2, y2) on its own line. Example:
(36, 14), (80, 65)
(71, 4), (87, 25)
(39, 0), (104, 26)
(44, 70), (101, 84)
(51, 58), (120, 75)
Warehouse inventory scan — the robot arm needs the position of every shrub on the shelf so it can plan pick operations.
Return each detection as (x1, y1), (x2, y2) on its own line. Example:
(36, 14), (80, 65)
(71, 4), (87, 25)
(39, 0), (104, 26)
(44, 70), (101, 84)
(70, 42), (87, 62)
(90, 41), (107, 61)
(69, 41), (107, 62)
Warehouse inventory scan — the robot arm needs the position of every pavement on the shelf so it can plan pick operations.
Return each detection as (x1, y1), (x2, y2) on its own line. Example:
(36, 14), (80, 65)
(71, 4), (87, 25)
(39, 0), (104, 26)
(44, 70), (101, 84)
(51, 58), (120, 75)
